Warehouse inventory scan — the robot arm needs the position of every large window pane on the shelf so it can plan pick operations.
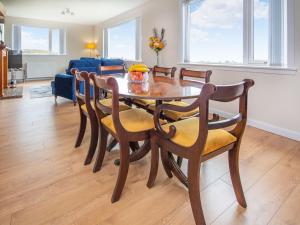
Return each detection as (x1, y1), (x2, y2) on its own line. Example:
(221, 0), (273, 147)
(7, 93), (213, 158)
(51, 29), (60, 54)
(189, 0), (243, 64)
(21, 26), (49, 54)
(253, 0), (269, 62)
(107, 20), (137, 60)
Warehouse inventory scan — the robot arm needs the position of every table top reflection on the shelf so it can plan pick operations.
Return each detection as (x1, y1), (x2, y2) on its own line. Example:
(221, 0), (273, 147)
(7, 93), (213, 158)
(100, 73), (204, 100)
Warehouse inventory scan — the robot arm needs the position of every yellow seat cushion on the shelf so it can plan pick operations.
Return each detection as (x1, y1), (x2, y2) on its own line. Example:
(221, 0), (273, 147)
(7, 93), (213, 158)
(134, 99), (156, 107)
(148, 101), (199, 121)
(80, 99), (130, 113)
(101, 108), (156, 133)
(162, 117), (237, 155)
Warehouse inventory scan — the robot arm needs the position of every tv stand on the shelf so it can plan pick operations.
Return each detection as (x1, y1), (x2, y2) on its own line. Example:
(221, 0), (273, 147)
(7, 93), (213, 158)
(0, 44), (8, 97)
(0, 45), (23, 99)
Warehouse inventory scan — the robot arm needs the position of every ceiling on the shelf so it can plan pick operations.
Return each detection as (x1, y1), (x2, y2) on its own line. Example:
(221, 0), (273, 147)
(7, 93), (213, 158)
(1, 0), (149, 25)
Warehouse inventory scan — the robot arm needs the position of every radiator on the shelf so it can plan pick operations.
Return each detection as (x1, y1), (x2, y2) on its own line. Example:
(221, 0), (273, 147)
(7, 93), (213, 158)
(26, 62), (57, 79)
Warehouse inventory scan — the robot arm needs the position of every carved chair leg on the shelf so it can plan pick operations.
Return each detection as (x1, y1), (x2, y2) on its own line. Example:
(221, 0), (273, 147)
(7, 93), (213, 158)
(168, 154), (188, 188)
(187, 159), (206, 225)
(147, 136), (159, 188)
(75, 112), (87, 148)
(160, 147), (173, 178)
(84, 115), (99, 165)
(228, 145), (247, 208)
(111, 141), (130, 203)
(107, 136), (118, 152)
(93, 126), (109, 173)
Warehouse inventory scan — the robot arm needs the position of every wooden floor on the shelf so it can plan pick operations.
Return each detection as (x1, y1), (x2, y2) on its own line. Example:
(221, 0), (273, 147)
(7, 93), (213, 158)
(0, 81), (300, 225)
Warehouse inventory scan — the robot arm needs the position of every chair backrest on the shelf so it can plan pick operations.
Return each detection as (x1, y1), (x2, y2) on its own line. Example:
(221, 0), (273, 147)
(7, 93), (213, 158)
(90, 73), (113, 117)
(92, 75), (131, 135)
(184, 79), (254, 153)
(152, 66), (177, 78)
(100, 65), (126, 75)
(74, 69), (94, 114)
(208, 79), (254, 138)
(179, 68), (212, 83)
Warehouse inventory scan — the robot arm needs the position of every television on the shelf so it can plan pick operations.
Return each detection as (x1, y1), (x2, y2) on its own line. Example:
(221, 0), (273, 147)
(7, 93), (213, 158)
(8, 50), (23, 69)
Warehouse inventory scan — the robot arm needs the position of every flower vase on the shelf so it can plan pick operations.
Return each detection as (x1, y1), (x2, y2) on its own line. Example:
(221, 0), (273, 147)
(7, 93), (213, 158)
(156, 51), (159, 66)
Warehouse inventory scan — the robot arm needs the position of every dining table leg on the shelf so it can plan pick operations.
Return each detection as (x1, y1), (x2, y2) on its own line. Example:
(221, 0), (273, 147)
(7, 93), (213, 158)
(114, 140), (151, 165)
(107, 136), (118, 152)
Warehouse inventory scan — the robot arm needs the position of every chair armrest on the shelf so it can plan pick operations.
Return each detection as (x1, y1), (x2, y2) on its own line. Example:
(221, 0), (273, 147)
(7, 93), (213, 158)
(208, 113), (242, 130)
(153, 102), (199, 139)
(54, 74), (76, 101)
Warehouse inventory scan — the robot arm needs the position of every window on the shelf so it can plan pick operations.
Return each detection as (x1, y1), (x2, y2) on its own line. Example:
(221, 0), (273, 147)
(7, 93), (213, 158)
(253, 0), (269, 62)
(188, 0), (244, 64)
(12, 25), (66, 55)
(182, 0), (295, 67)
(104, 18), (140, 60)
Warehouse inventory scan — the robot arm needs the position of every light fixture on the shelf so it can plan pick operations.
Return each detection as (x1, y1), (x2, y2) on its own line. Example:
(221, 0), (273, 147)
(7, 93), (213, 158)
(85, 42), (96, 57)
(61, 8), (74, 16)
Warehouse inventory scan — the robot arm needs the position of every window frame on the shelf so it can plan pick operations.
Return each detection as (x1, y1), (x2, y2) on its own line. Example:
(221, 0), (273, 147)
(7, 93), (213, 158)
(12, 24), (67, 56)
(103, 17), (141, 61)
(181, 0), (295, 69)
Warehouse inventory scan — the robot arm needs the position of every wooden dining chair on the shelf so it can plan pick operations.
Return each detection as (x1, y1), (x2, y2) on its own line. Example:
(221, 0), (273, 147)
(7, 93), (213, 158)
(152, 68), (212, 122)
(92, 75), (160, 202)
(152, 65), (177, 78)
(100, 64), (132, 107)
(74, 70), (99, 165)
(133, 66), (177, 109)
(147, 79), (254, 225)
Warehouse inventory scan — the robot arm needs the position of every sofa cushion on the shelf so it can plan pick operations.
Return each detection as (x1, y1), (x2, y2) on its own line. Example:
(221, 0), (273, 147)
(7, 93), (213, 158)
(68, 59), (102, 74)
(101, 58), (124, 66)
(80, 57), (97, 60)
(55, 73), (74, 79)
(67, 60), (83, 74)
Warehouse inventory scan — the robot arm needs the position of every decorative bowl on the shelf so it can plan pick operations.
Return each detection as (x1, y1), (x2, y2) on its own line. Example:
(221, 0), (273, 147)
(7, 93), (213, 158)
(128, 72), (149, 83)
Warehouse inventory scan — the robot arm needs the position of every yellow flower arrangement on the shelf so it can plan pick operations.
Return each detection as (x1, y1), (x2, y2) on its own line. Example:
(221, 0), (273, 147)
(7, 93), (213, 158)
(149, 28), (166, 65)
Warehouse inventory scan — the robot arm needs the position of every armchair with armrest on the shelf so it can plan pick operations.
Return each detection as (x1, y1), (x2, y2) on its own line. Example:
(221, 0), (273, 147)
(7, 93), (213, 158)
(147, 79), (254, 225)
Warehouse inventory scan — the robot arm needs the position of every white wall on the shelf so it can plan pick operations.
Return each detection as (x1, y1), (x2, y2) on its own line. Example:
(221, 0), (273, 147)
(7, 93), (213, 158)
(5, 16), (96, 78)
(95, 0), (300, 140)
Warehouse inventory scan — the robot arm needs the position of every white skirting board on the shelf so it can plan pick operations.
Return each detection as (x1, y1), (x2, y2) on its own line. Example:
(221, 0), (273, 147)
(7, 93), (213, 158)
(210, 108), (300, 142)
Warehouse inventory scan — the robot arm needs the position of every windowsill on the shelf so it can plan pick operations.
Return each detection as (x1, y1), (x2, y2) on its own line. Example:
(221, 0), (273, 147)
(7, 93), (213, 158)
(23, 54), (68, 56)
(178, 62), (297, 75)
(124, 59), (143, 63)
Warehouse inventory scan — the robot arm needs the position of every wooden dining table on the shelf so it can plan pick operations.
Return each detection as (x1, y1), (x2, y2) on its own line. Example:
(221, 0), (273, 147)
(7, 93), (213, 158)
(101, 73), (205, 102)
(99, 73), (205, 164)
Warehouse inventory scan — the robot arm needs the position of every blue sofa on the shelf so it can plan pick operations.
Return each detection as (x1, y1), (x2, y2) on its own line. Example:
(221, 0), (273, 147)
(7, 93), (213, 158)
(51, 57), (125, 104)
